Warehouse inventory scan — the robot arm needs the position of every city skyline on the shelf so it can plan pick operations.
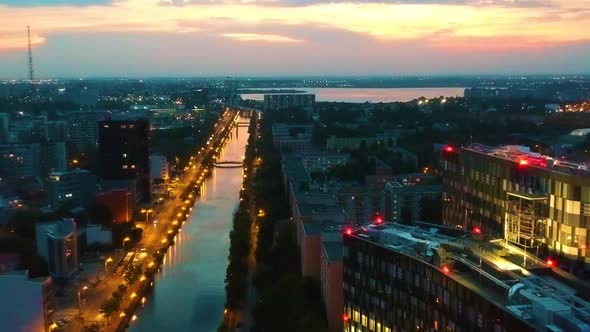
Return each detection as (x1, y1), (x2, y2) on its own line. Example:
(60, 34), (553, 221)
(0, 0), (590, 78)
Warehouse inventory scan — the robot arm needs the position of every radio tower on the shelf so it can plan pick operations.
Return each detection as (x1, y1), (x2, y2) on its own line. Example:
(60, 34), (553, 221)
(27, 26), (34, 82)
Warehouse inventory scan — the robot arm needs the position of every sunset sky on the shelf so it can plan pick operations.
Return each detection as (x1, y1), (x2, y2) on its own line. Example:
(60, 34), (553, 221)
(0, 0), (589, 78)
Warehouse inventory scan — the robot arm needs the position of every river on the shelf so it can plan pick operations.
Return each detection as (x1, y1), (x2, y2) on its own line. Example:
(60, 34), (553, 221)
(129, 118), (249, 332)
(240, 87), (465, 103)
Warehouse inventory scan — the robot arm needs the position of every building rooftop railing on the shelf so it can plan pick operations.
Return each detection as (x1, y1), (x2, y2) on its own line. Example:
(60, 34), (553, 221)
(348, 222), (590, 330)
(464, 143), (590, 176)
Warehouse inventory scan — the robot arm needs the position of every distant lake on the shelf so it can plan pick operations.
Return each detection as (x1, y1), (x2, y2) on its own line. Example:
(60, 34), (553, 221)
(240, 87), (465, 103)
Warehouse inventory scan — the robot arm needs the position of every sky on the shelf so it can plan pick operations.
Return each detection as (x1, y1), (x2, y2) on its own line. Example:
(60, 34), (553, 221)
(0, 0), (589, 78)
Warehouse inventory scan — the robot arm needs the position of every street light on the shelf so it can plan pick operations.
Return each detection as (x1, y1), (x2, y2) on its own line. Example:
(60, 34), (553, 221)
(104, 257), (113, 272)
(140, 209), (154, 223)
(123, 236), (131, 251)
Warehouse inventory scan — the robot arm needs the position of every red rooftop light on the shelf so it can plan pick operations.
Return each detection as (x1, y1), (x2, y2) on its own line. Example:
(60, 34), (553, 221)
(519, 159), (529, 166)
(442, 265), (451, 274)
(474, 227), (482, 234)
(546, 259), (555, 267)
(444, 145), (454, 152)
(345, 228), (353, 236)
(343, 314), (350, 322)
(375, 215), (383, 224)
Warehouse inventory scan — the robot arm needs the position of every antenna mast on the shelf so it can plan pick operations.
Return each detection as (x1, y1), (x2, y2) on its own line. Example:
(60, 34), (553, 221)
(27, 26), (34, 82)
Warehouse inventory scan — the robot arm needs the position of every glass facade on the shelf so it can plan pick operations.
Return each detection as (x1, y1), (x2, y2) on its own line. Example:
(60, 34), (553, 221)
(441, 147), (590, 264)
(343, 234), (536, 332)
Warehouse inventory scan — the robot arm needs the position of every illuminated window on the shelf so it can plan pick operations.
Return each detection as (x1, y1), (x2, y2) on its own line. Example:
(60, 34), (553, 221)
(123, 153), (127, 158)
(131, 165), (136, 169)
(122, 165), (128, 169)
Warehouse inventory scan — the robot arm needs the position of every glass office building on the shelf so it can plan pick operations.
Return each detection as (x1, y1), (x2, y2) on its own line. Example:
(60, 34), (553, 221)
(441, 144), (590, 265)
(343, 222), (590, 332)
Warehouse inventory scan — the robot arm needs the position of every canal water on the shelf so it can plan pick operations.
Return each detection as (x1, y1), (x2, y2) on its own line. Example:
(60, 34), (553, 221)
(129, 118), (249, 332)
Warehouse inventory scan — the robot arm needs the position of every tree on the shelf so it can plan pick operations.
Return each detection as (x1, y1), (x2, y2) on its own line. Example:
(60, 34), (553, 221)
(124, 263), (143, 284)
(100, 297), (120, 323)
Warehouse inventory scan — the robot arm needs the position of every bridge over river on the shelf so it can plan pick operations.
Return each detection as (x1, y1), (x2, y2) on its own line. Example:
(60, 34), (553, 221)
(214, 160), (243, 168)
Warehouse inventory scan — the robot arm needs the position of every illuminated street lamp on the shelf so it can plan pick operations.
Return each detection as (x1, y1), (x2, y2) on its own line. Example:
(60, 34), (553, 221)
(140, 209), (154, 223)
(104, 257), (113, 272)
(123, 236), (131, 251)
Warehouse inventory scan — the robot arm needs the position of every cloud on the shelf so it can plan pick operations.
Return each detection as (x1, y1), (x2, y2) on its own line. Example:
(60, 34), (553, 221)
(222, 32), (303, 42)
(166, 0), (554, 8)
(0, 0), (589, 77)
(0, 31), (46, 50)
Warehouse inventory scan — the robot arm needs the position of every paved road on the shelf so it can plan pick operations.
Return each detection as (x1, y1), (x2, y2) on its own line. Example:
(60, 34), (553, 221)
(104, 110), (239, 331)
(53, 110), (239, 332)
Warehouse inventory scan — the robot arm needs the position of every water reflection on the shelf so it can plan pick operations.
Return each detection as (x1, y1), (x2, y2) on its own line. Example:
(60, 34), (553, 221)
(130, 118), (249, 332)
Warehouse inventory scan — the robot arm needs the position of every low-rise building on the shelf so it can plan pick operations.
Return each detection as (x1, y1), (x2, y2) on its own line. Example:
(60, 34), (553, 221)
(325, 134), (397, 152)
(46, 169), (97, 209)
(0, 270), (52, 332)
(36, 219), (79, 280)
(272, 124), (314, 153)
(85, 224), (113, 247)
(301, 153), (349, 173)
(94, 188), (134, 223)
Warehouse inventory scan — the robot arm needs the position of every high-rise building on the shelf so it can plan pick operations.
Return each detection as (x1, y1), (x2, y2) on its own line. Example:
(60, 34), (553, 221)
(0, 270), (52, 332)
(98, 119), (150, 200)
(42, 141), (67, 174)
(0, 112), (9, 143)
(0, 143), (41, 181)
(383, 177), (442, 225)
(4, 116), (67, 177)
(149, 153), (170, 184)
(343, 221), (590, 332)
(46, 169), (97, 209)
(67, 111), (103, 153)
(441, 144), (590, 266)
(36, 219), (79, 280)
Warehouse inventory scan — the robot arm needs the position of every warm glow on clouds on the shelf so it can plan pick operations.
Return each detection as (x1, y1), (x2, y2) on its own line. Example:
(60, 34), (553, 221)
(0, 0), (588, 76)
(1, 0), (589, 48)
(0, 32), (46, 50)
(223, 33), (302, 43)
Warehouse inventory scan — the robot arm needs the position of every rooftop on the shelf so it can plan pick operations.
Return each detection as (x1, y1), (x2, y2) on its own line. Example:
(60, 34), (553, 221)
(464, 143), (590, 175)
(348, 222), (590, 331)
(37, 219), (77, 239)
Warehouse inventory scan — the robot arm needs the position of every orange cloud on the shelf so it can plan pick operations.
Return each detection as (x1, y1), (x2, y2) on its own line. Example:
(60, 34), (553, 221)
(0, 32), (46, 50)
(0, 0), (588, 52)
(222, 32), (302, 42)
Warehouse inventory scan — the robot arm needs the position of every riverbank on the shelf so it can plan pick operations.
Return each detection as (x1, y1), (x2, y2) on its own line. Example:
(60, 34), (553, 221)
(105, 111), (241, 332)
(218, 112), (260, 331)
